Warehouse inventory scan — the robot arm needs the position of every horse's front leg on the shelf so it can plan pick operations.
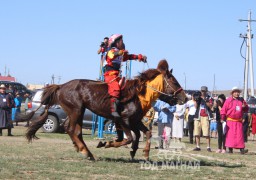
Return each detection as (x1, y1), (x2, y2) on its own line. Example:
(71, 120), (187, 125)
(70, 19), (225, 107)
(130, 128), (140, 160)
(104, 118), (133, 148)
(139, 123), (152, 161)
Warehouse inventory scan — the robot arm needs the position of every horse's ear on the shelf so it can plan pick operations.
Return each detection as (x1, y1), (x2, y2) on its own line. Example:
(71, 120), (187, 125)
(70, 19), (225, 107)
(157, 59), (169, 72)
(170, 69), (173, 74)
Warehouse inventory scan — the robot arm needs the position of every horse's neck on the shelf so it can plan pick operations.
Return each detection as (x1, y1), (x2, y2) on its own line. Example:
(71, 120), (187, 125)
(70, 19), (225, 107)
(138, 74), (164, 114)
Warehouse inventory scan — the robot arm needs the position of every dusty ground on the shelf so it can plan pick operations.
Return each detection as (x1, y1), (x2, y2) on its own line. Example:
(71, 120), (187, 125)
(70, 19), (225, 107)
(0, 123), (256, 179)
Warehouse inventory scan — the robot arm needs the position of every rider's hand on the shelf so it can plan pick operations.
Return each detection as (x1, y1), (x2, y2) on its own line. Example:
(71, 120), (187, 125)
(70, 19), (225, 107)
(138, 54), (147, 63)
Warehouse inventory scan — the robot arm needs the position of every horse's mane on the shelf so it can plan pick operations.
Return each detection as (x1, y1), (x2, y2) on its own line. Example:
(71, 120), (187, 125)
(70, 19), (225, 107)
(121, 69), (161, 103)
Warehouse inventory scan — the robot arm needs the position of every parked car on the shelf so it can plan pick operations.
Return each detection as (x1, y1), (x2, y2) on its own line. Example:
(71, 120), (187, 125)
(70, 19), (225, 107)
(27, 89), (115, 133)
(247, 96), (256, 113)
(0, 81), (32, 97)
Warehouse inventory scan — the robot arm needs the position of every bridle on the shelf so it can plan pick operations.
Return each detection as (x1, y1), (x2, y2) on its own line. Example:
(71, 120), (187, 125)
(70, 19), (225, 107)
(163, 77), (183, 96)
(146, 76), (184, 102)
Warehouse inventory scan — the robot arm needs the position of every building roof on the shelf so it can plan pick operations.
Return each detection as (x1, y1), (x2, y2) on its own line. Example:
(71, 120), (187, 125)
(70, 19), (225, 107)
(0, 76), (15, 82)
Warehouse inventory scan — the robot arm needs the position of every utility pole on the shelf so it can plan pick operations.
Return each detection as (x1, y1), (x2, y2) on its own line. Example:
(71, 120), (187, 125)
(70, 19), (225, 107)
(51, 74), (61, 84)
(183, 73), (186, 90)
(212, 74), (216, 96)
(239, 10), (256, 99)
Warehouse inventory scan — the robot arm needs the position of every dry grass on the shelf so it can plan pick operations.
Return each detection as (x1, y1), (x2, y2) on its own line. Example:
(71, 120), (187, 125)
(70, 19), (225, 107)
(0, 124), (256, 179)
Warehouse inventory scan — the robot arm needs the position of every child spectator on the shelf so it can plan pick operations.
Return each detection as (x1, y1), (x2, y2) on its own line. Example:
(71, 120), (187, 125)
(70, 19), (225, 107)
(153, 99), (176, 149)
(210, 101), (218, 138)
(14, 91), (22, 126)
(214, 94), (226, 153)
(251, 111), (256, 141)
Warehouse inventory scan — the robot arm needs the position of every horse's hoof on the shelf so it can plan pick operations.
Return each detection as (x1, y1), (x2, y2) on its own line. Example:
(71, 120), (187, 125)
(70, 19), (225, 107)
(105, 141), (112, 148)
(96, 141), (106, 148)
(80, 150), (89, 158)
(130, 151), (135, 160)
(88, 154), (97, 161)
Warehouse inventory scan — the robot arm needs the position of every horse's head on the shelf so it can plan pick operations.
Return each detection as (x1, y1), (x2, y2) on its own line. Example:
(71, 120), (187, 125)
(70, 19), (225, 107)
(157, 59), (187, 105)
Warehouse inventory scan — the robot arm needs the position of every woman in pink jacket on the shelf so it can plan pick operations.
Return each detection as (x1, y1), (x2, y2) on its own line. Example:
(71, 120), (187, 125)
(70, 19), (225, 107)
(220, 87), (248, 154)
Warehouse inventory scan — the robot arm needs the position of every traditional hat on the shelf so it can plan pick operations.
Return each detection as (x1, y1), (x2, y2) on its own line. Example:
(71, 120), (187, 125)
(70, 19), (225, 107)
(231, 86), (241, 93)
(201, 86), (208, 92)
(0, 84), (6, 89)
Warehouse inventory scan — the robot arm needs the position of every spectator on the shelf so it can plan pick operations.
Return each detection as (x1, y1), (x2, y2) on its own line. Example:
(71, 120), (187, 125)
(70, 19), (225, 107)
(210, 101), (218, 138)
(14, 91), (23, 126)
(172, 104), (186, 142)
(140, 107), (155, 141)
(186, 92), (198, 144)
(0, 84), (14, 136)
(97, 37), (109, 55)
(183, 108), (189, 137)
(251, 110), (256, 141)
(98, 37), (110, 78)
(242, 112), (249, 143)
(214, 94), (226, 153)
(220, 87), (248, 154)
(24, 92), (30, 127)
(193, 86), (213, 152)
(153, 99), (176, 149)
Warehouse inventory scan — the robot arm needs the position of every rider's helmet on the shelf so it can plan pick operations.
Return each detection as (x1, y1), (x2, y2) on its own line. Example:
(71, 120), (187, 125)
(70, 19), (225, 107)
(108, 34), (123, 47)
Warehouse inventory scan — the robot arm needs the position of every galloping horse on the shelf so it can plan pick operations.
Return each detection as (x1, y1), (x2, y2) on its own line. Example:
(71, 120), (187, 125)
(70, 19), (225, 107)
(16, 60), (187, 160)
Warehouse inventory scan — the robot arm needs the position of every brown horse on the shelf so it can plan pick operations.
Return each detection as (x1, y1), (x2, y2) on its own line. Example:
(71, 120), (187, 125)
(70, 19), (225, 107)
(16, 60), (187, 160)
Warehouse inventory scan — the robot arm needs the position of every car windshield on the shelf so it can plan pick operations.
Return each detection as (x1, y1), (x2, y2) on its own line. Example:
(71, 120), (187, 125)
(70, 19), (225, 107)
(33, 91), (43, 102)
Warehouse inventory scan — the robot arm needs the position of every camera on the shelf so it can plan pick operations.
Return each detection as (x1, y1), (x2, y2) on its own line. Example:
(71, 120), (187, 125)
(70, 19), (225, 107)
(100, 42), (105, 47)
(193, 92), (202, 104)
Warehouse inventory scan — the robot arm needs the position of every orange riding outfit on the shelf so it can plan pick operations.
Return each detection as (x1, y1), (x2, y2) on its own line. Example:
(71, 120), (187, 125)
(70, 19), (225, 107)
(103, 34), (146, 119)
(104, 47), (145, 98)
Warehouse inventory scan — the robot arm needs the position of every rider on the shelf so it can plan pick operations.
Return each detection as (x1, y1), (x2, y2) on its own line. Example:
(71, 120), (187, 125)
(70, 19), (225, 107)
(104, 34), (147, 118)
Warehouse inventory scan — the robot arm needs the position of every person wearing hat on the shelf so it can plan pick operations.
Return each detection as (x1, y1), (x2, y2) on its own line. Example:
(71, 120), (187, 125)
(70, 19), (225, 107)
(103, 34), (147, 142)
(193, 86), (213, 152)
(220, 87), (249, 154)
(0, 84), (14, 136)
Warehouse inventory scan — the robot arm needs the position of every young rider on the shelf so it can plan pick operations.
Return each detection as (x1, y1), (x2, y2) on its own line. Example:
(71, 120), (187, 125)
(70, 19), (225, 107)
(104, 34), (147, 118)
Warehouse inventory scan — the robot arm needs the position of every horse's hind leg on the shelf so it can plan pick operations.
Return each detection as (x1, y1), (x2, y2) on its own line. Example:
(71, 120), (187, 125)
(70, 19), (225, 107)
(130, 128), (140, 160)
(139, 122), (152, 161)
(63, 117), (79, 152)
(65, 112), (95, 160)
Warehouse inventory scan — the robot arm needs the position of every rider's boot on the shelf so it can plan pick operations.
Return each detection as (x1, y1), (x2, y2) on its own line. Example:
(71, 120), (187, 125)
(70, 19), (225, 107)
(111, 98), (121, 118)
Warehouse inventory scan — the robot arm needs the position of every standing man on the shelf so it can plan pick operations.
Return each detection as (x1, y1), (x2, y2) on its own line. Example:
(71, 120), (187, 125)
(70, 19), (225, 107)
(0, 84), (14, 136)
(97, 37), (109, 78)
(193, 86), (213, 152)
(221, 87), (249, 154)
(97, 37), (109, 55)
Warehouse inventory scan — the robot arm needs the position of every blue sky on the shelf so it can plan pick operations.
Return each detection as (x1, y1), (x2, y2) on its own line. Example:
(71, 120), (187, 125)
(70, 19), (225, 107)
(0, 0), (256, 91)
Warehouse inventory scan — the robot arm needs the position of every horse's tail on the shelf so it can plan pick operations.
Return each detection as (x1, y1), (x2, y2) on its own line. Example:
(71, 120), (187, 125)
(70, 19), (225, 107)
(25, 85), (60, 142)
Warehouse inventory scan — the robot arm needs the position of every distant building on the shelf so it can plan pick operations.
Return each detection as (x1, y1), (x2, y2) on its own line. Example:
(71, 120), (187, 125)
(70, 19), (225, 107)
(0, 75), (15, 82)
